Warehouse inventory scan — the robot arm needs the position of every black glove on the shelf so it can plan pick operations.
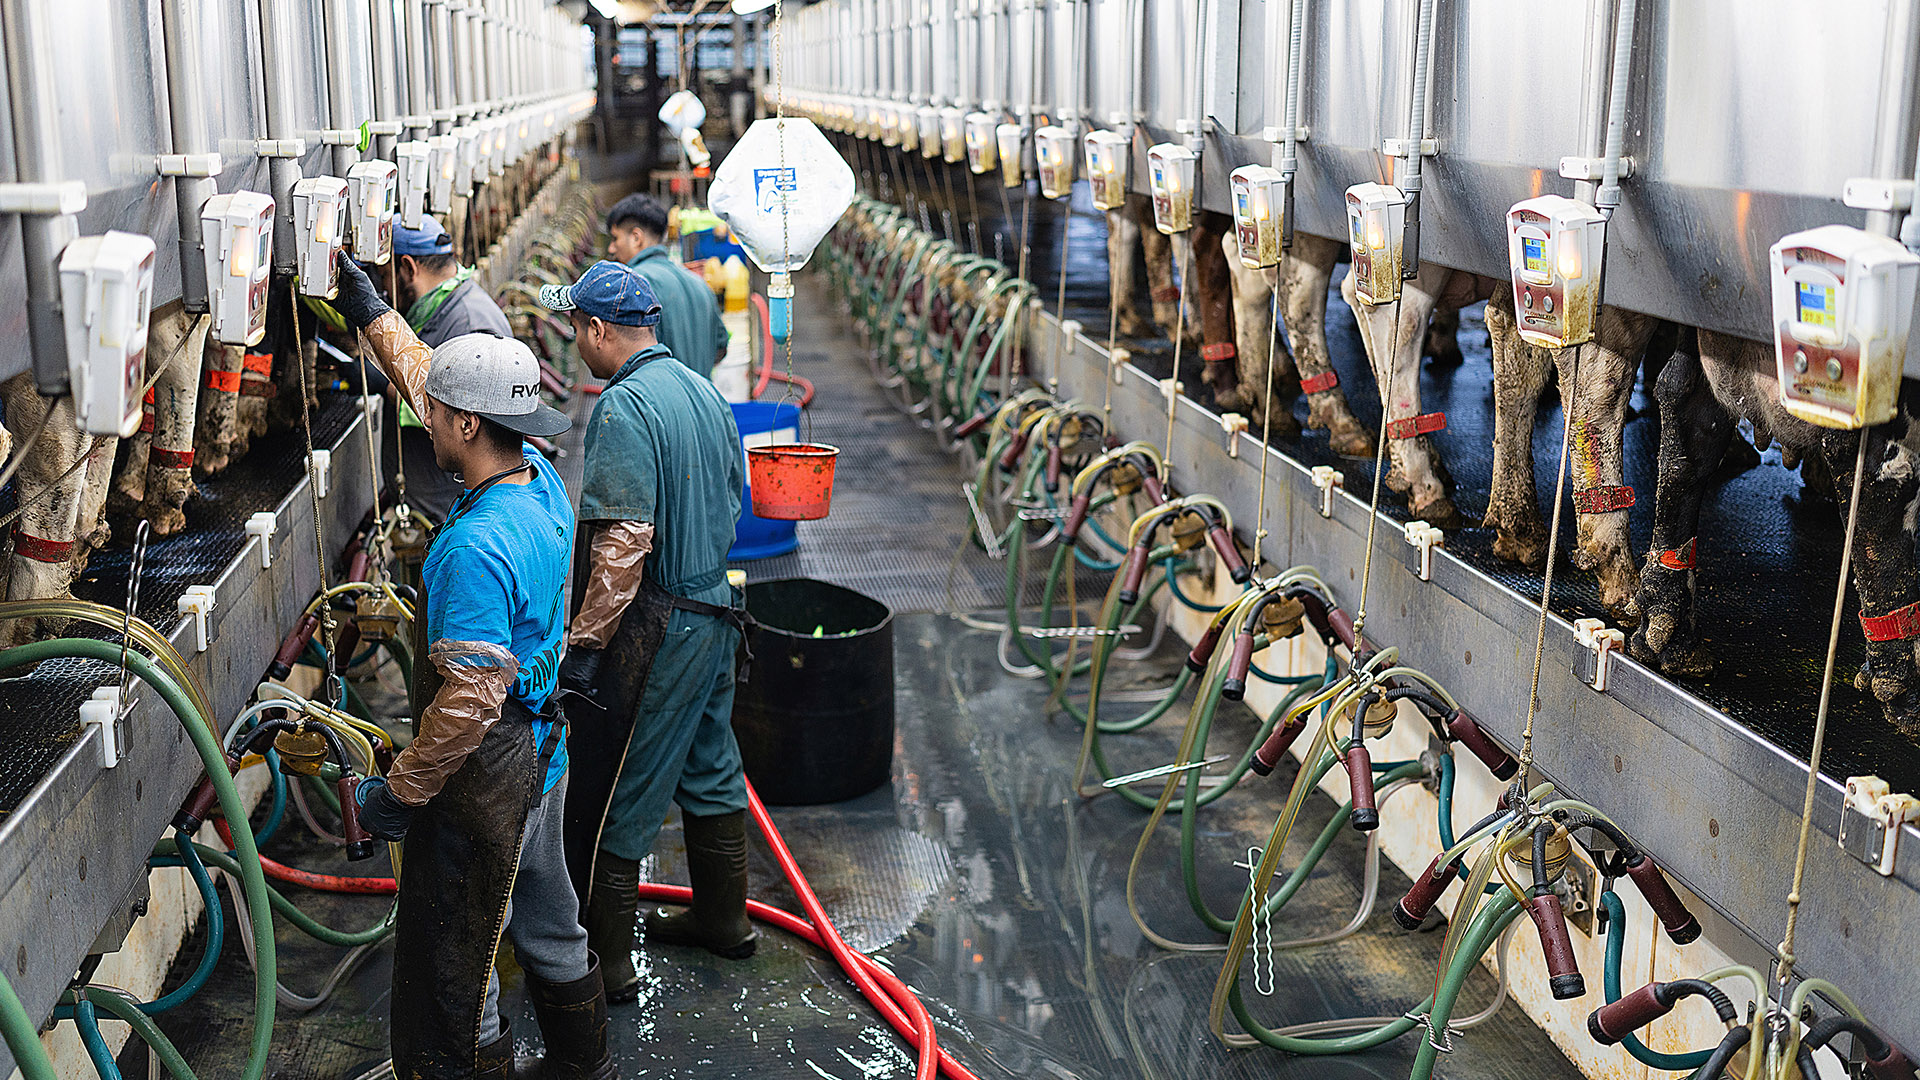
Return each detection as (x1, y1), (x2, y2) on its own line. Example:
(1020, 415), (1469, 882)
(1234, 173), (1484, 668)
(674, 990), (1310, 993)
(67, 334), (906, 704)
(354, 776), (416, 842)
(333, 250), (393, 330)
(558, 646), (604, 700)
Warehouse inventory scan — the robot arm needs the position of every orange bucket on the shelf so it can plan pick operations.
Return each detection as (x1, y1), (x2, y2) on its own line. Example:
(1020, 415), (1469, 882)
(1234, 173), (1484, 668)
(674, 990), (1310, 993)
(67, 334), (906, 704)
(747, 443), (841, 520)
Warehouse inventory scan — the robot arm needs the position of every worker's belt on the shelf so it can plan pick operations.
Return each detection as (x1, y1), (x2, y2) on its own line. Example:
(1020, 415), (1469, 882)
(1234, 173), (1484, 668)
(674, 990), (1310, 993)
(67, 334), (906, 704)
(1572, 485), (1636, 514)
(1861, 601), (1920, 643)
(1300, 370), (1339, 395)
(1386, 412), (1446, 440)
(1657, 538), (1697, 571)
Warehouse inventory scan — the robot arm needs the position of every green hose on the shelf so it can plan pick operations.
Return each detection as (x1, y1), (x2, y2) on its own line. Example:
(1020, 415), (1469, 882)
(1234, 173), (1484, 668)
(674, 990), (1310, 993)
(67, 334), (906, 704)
(74, 1000), (119, 1079)
(0, 966), (56, 1080)
(151, 838), (396, 948)
(0, 639), (276, 1080)
(1407, 891), (1528, 1080)
(1601, 891), (1713, 1071)
(83, 989), (197, 1080)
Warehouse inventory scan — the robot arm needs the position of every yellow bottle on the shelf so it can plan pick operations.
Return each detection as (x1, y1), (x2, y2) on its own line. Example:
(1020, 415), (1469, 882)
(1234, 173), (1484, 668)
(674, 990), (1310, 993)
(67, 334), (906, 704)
(723, 255), (750, 313)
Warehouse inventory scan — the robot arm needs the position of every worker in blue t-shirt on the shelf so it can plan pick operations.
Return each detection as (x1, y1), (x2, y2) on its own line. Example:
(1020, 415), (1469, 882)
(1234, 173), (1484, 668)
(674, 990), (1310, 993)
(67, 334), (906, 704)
(331, 252), (615, 1080)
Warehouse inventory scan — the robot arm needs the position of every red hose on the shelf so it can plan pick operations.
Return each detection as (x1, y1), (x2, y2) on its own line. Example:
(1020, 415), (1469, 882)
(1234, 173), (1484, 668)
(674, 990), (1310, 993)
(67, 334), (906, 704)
(749, 292), (776, 400)
(213, 819), (398, 895)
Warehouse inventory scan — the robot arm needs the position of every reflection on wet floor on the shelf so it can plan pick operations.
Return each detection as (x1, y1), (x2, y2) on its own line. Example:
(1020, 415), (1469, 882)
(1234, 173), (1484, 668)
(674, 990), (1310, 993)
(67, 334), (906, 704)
(140, 277), (1582, 1080)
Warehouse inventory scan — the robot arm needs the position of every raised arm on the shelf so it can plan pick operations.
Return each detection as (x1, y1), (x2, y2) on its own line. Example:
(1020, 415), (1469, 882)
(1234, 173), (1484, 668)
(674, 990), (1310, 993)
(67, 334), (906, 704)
(332, 250), (433, 417)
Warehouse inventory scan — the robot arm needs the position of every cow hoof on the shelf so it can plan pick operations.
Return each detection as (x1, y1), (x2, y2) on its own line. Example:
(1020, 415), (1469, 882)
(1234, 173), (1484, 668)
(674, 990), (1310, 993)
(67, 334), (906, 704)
(1488, 520), (1548, 569)
(1384, 465), (1411, 495)
(1630, 613), (1713, 678)
(143, 507), (188, 537)
(1886, 691), (1920, 744)
(1410, 494), (1463, 531)
(1326, 422), (1375, 460)
(1594, 554), (1642, 627)
(1117, 311), (1153, 338)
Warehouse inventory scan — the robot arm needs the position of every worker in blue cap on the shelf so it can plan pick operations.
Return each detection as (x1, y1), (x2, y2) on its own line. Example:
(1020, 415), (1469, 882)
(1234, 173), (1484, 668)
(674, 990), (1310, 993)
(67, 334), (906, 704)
(540, 260), (754, 1002)
(383, 215), (514, 521)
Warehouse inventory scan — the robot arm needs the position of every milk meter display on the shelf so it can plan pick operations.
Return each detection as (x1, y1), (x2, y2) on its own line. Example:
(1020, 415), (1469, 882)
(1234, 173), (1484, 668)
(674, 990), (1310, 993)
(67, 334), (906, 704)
(1146, 143), (1196, 234)
(428, 133), (459, 213)
(1034, 126), (1075, 200)
(964, 112), (998, 174)
(995, 122), (1025, 189)
(1345, 182), (1408, 305)
(1083, 129), (1129, 211)
(897, 105), (919, 152)
(1769, 224), (1920, 429)
(291, 176), (348, 298)
(1230, 165), (1284, 268)
(395, 140), (431, 230)
(940, 107), (966, 164)
(346, 160), (396, 265)
(1506, 195), (1607, 349)
(200, 191), (275, 346)
(916, 107), (940, 159)
(58, 230), (155, 437)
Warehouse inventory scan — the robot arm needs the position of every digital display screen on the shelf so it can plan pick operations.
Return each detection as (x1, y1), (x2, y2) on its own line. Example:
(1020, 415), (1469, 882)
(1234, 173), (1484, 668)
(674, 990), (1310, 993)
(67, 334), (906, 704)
(1235, 190), (1250, 221)
(255, 227), (271, 276)
(1797, 281), (1836, 329)
(1522, 236), (1547, 276)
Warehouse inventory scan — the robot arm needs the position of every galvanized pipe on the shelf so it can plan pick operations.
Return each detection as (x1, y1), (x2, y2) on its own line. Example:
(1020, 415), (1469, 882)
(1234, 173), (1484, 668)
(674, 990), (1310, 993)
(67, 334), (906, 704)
(161, 0), (217, 313)
(1595, 0), (1637, 217)
(1875, 0), (1920, 244)
(256, 0), (305, 272)
(324, 0), (369, 177)
(429, 0), (455, 131)
(1278, 0), (1305, 177)
(2, 0), (77, 392)
(370, 0), (404, 159)
(1399, 0), (1436, 271)
(1185, 0), (1209, 151)
(404, 0), (433, 138)
(450, 1), (473, 118)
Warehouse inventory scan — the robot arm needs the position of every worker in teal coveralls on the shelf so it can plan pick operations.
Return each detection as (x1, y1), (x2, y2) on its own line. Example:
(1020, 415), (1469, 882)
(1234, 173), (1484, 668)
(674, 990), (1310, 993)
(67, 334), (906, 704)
(541, 260), (753, 1003)
(604, 193), (730, 377)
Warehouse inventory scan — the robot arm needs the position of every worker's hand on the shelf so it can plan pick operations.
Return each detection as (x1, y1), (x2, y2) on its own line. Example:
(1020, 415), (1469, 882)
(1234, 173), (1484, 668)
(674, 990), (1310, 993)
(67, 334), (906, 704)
(333, 250), (393, 330)
(558, 645), (604, 698)
(354, 775), (415, 842)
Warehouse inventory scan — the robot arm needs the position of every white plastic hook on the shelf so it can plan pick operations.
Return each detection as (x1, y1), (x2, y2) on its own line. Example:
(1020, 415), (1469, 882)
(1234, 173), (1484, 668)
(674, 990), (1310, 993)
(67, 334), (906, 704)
(80, 687), (123, 769)
(1572, 617), (1625, 693)
(246, 511), (277, 569)
(1220, 413), (1249, 458)
(308, 448), (332, 499)
(1404, 520), (1443, 582)
(1110, 345), (1131, 386)
(1311, 465), (1342, 519)
(178, 585), (217, 654)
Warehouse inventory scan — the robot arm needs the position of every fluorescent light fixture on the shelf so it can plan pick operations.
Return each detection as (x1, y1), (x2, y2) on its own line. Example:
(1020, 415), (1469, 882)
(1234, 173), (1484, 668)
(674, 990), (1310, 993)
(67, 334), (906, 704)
(732, 0), (776, 11)
(587, 0), (620, 17)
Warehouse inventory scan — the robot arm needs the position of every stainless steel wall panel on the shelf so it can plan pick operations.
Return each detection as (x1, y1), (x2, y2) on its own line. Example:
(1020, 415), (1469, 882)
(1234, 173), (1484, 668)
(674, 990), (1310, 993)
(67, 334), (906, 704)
(1083, 0), (1137, 125)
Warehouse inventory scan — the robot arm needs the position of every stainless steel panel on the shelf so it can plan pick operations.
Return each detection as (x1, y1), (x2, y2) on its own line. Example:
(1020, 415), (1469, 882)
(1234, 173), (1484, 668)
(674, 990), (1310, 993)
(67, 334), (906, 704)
(1039, 308), (1920, 1052)
(1140, 0), (1199, 132)
(0, 408), (378, 1078)
(1083, 0), (1138, 126)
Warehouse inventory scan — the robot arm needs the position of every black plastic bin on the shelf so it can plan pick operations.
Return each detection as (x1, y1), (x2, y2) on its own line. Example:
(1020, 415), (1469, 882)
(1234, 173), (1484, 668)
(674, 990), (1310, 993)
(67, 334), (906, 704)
(731, 578), (895, 805)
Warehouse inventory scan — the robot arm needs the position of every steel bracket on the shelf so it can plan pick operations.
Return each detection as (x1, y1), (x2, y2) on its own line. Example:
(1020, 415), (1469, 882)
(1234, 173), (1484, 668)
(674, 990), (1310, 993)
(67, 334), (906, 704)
(1404, 520), (1442, 581)
(1261, 125), (1312, 143)
(1572, 617), (1625, 692)
(1311, 465), (1342, 518)
(1382, 137), (1438, 158)
(1158, 377), (1184, 404)
(1559, 155), (1637, 182)
(1839, 776), (1920, 876)
(156, 153), (223, 178)
(255, 139), (307, 158)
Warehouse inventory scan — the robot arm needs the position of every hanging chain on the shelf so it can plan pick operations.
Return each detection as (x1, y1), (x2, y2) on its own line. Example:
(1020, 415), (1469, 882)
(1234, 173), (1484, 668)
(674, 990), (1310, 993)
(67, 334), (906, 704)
(1776, 432), (1871, 990)
(1517, 341), (1584, 777)
(1349, 297), (1403, 640)
(288, 281), (341, 704)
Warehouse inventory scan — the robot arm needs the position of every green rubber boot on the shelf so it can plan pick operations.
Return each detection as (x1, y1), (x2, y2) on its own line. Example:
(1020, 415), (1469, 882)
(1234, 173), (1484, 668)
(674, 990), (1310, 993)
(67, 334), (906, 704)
(583, 853), (642, 1004)
(644, 811), (758, 960)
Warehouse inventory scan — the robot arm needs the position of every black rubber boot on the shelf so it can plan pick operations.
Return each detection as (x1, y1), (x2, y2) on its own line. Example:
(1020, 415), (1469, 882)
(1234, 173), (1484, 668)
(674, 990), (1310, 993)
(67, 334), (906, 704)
(644, 811), (757, 960)
(583, 853), (642, 1004)
(475, 1019), (514, 1080)
(513, 952), (616, 1080)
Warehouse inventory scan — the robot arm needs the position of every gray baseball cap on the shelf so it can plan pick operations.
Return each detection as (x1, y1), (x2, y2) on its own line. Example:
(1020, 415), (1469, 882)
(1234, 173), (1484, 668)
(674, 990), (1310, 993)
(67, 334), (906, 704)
(425, 332), (572, 438)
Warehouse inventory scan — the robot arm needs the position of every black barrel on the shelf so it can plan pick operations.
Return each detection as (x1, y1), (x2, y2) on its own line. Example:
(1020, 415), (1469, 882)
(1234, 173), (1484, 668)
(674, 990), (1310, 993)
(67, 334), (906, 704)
(731, 578), (895, 805)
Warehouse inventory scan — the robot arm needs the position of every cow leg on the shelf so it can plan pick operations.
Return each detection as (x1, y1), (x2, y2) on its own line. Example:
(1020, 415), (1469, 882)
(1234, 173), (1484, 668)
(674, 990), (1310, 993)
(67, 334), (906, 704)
(1424, 305), (1464, 368)
(1217, 230), (1302, 437)
(0, 378), (95, 647)
(1482, 289), (1553, 566)
(1130, 193), (1189, 342)
(195, 343), (244, 476)
(143, 313), (210, 535)
(1191, 212), (1240, 412)
(1284, 234), (1373, 458)
(1628, 332), (1730, 677)
(1563, 307), (1656, 623)
(1105, 208), (1153, 338)
(1837, 416), (1920, 742)
(1340, 262), (1461, 528)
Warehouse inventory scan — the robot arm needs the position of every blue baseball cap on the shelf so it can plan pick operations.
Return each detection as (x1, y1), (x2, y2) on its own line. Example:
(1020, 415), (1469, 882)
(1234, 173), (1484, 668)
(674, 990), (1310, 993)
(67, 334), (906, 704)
(538, 260), (663, 327)
(394, 216), (453, 258)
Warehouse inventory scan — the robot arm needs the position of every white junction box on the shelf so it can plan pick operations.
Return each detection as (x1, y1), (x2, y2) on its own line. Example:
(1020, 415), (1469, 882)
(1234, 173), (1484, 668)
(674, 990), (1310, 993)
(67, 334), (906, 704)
(1084, 129), (1129, 211)
(1345, 182), (1407, 305)
(1231, 164), (1285, 269)
(346, 160), (397, 266)
(1507, 194), (1607, 349)
(291, 175), (349, 299)
(1147, 143), (1196, 234)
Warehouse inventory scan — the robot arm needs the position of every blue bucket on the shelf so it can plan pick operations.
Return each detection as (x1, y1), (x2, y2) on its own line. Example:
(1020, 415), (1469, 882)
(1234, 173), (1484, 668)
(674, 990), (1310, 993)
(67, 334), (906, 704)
(729, 400), (802, 560)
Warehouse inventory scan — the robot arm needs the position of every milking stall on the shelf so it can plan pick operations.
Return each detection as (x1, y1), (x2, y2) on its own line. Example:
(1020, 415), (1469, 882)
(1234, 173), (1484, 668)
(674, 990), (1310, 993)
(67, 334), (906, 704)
(7, 1), (1920, 1079)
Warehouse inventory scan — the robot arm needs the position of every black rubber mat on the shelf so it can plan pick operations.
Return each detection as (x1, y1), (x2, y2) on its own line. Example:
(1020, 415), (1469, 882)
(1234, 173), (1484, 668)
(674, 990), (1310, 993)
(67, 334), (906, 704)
(904, 159), (1920, 792)
(0, 395), (363, 813)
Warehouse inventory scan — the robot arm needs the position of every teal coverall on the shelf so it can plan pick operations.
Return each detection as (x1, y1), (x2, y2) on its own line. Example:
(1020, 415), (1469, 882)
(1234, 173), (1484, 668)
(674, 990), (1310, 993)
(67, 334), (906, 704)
(625, 245), (730, 377)
(581, 343), (747, 863)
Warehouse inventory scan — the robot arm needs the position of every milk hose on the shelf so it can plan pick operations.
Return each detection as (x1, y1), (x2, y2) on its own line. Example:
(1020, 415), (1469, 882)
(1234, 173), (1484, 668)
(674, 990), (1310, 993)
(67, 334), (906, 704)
(0, 639), (276, 1080)
(1598, 891), (1714, 1071)
(75, 1000), (118, 1079)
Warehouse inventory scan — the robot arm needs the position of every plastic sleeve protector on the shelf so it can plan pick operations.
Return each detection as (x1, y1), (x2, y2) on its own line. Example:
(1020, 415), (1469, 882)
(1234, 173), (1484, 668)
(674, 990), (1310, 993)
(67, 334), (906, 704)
(567, 520), (656, 649)
(360, 311), (435, 424)
(384, 639), (519, 805)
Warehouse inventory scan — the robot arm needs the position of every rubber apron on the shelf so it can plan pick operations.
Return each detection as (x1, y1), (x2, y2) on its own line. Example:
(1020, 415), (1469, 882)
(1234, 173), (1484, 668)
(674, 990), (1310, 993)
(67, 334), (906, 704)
(391, 463), (544, 1080)
(559, 534), (676, 903)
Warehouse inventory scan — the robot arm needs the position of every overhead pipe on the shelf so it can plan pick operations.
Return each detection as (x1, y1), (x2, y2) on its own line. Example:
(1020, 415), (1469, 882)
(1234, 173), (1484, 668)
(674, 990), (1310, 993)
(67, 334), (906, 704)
(161, 0), (217, 314)
(255, 0), (306, 273)
(1, 2), (82, 394)
(1184, 0), (1209, 154)
(1397, 0), (1437, 274)
(403, 0), (434, 139)
(369, 0), (405, 159)
(1276, 0), (1306, 245)
(323, 1), (370, 178)
(429, 0), (456, 133)
(1593, 0), (1638, 220)
(1876, 0), (1920, 247)
(450, 1), (473, 122)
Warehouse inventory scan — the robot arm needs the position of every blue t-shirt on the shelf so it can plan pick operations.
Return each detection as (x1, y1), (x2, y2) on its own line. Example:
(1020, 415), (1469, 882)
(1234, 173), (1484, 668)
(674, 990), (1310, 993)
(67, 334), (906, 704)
(421, 449), (574, 793)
